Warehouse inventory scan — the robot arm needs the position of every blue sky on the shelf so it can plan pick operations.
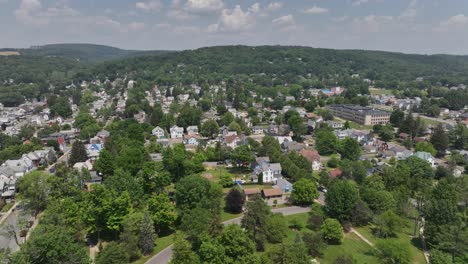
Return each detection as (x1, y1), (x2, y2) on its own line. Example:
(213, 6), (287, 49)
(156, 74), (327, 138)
(1, 0), (468, 54)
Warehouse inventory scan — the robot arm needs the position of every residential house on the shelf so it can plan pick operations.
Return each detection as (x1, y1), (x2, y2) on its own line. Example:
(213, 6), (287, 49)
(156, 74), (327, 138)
(299, 149), (322, 171)
(268, 124), (279, 135)
(170, 126), (184, 139)
(73, 160), (93, 172)
(86, 144), (102, 162)
(251, 126), (264, 135)
(325, 120), (344, 130)
(152, 126), (166, 138)
(413, 151), (436, 167)
(276, 178), (293, 193)
(184, 134), (200, 146)
(243, 188), (261, 201)
(149, 153), (163, 162)
(252, 158), (282, 184)
(262, 188), (285, 206)
(329, 168), (342, 179)
(391, 146), (413, 160)
(186, 126), (199, 135)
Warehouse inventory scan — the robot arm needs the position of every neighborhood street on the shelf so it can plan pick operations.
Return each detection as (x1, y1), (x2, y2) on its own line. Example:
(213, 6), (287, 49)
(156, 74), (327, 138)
(146, 206), (313, 264)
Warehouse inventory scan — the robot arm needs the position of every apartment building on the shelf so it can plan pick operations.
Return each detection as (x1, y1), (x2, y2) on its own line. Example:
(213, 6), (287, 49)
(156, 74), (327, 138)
(328, 104), (391, 126)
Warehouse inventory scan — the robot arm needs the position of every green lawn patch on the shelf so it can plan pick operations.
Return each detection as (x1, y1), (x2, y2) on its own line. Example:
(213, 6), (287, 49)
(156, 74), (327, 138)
(320, 233), (380, 264)
(260, 213), (380, 263)
(355, 217), (426, 264)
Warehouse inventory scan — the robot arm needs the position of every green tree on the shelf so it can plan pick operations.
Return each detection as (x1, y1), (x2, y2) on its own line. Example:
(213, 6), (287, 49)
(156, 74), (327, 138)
(303, 231), (326, 257)
(200, 120), (219, 139)
(415, 141), (436, 156)
(13, 224), (90, 264)
(325, 180), (359, 222)
(376, 239), (411, 264)
(230, 145), (254, 168)
(220, 225), (256, 263)
(199, 239), (226, 264)
(430, 124), (449, 157)
(17, 171), (51, 215)
(292, 178), (319, 206)
(147, 193), (177, 235)
(225, 187), (245, 214)
(170, 233), (200, 264)
(241, 194), (271, 251)
(339, 137), (361, 161)
(93, 149), (116, 177)
(265, 213), (288, 243)
(140, 211), (156, 256)
(288, 114), (307, 140)
(119, 212), (143, 261)
(50, 97), (72, 118)
(68, 140), (88, 166)
(315, 129), (338, 155)
(374, 210), (401, 238)
(429, 249), (453, 264)
(390, 109), (405, 127)
(175, 175), (223, 214)
(449, 123), (468, 149)
(320, 218), (343, 244)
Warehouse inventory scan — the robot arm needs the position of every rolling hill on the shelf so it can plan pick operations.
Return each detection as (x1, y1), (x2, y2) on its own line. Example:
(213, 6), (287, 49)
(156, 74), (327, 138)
(14, 43), (171, 63)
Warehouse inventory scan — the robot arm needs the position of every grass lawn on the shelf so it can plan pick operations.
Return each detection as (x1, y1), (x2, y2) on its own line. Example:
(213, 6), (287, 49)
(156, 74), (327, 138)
(260, 213), (380, 263)
(320, 233), (380, 264)
(355, 217), (426, 264)
(419, 116), (444, 126)
(132, 233), (175, 264)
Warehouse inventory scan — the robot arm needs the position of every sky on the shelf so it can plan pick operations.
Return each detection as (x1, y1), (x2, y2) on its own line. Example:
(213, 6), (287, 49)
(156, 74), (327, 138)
(1, 0), (468, 54)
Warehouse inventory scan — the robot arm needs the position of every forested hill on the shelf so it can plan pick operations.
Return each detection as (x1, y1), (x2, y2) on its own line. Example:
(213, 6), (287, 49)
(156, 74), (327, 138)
(93, 45), (468, 85)
(16, 43), (171, 63)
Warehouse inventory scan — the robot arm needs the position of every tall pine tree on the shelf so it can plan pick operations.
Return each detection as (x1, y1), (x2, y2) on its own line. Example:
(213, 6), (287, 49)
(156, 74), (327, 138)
(68, 140), (87, 166)
(139, 211), (156, 256)
(431, 124), (449, 157)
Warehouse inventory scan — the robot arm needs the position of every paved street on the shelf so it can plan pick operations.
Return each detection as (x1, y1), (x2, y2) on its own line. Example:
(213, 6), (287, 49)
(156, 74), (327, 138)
(146, 206), (312, 264)
(0, 207), (22, 252)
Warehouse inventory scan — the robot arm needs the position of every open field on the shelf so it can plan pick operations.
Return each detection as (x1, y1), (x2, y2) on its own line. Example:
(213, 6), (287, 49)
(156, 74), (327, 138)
(0, 51), (20, 56)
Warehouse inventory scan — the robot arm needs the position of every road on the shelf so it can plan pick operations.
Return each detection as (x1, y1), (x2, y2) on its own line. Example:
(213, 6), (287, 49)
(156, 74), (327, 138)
(145, 206), (312, 264)
(0, 149), (70, 251)
(0, 207), (22, 251)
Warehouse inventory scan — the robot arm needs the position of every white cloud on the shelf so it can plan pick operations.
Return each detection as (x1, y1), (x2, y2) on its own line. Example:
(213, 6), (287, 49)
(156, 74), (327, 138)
(352, 15), (393, 33)
(434, 14), (468, 32)
(400, 0), (417, 20)
(14, 0), (42, 24)
(184, 0), (224, 14)
(272, 14), (295, 27)
(209, 5), (257, 32)
(136, 1), (162, 12)
(352, 0), (370, 6)
(127, 22), (146, 31)
(267, 2), (283, 11)
(302, 5), (328, 14)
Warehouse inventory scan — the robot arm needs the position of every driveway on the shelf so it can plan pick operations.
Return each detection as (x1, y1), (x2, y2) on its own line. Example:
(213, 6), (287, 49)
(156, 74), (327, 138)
(145, 206), (312, 264)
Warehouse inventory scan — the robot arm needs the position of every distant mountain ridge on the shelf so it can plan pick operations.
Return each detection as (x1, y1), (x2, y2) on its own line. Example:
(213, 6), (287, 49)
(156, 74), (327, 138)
(8, 43), (171, 63)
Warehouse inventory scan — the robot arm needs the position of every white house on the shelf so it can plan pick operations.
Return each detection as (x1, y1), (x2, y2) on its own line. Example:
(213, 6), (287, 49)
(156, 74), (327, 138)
(170, 126), (184, 139)
(186, 126), (199, 135)
(152, 126), (165, 138)
(413, 151), (436, 167)
(252, 157), (282, 184)
(251, 126), (264, 135)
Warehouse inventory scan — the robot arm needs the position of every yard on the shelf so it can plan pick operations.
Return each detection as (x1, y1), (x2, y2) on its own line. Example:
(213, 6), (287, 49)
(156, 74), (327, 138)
(355, 217), (427, 264)
(261, 213), (381, 264)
